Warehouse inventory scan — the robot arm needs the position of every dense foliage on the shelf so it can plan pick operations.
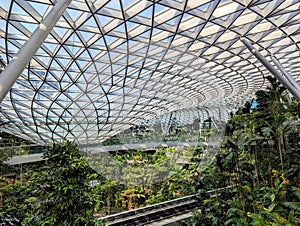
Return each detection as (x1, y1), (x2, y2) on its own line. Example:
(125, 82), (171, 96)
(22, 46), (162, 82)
(0, 76), (299, 225)
(185, 76), (300, 225)
(1, 142), (101, 226)
(1, 143), (203, 225)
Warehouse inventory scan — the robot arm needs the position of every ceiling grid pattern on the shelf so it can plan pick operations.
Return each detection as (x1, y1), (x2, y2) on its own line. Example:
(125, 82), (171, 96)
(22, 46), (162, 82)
(0, 0), (299, 144)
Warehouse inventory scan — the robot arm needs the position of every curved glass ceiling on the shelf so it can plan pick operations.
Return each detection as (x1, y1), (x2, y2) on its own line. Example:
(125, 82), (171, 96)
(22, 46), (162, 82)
(0, 0), (299, 145)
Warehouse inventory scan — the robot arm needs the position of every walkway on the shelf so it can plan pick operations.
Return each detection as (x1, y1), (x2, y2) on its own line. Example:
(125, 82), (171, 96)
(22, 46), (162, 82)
(98, 186), (231, 226)
(6, 141), (220, 165)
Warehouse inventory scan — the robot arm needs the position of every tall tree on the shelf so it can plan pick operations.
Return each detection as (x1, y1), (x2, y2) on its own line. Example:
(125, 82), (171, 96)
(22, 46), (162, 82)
(26, 141), (99, 226)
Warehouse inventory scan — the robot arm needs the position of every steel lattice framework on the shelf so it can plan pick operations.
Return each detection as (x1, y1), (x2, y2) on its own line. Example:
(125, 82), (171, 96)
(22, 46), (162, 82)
(0, 0), (299, 145)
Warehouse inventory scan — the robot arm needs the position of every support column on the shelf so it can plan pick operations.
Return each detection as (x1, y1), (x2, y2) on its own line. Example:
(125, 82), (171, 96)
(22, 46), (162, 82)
(0, 0), (72, 103)
(271, 56), (300, 92)
(240, 38), (300, 102)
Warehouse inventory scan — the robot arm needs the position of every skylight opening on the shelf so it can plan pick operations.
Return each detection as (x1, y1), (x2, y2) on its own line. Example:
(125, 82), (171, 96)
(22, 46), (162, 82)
(137, 5), (153, 19)
(97, 14), (113, 27)
(212, 1), (239, 18)
(28, 1), (49, 17)
(11, 2), (29, 15)
(0, 0), (11, 11)
(155, 8), (178, 24)
(105, 0), (121, 11)
(126, 1), (149, 17)
(197, 2), (210, 12)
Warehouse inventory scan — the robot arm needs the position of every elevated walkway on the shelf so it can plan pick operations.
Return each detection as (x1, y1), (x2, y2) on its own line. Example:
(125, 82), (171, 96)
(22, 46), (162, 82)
(99, 195), (198, 226)
(98, 186), (231, 226)
(82, 141), (220, 154)
(6, 141), (220, 165)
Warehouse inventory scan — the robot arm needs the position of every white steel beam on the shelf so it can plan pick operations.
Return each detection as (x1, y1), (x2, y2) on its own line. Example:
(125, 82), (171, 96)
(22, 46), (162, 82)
(271, 56), (300, 93)
(241, 38), (300, 102)
(0, 0), (72, 103)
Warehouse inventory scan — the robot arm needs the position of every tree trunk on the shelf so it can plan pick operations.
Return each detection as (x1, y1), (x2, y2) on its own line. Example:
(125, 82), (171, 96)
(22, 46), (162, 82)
(278, 134), (284, 176)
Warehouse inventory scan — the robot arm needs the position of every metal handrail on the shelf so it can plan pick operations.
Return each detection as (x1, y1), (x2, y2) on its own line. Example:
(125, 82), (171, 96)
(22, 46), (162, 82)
(98, 186), (233, 225)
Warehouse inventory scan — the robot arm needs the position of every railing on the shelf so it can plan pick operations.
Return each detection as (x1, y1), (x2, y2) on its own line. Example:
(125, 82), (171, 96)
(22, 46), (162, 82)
(98, 195), (198, 226)
(98, 186), (232, 226)
(0, 143), (47, 158)
(113, 129), (225, 146)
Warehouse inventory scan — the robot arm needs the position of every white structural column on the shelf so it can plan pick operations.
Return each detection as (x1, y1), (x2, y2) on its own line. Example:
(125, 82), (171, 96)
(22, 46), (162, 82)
(0, 0), (72, 103)
(271, 56), (300, 93)
(271, 56), (300, 118)
(241, 38), (300, 102)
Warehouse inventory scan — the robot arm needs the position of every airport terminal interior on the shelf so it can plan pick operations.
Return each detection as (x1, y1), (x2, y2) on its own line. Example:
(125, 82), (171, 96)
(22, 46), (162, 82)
(0, 0), (299, 225)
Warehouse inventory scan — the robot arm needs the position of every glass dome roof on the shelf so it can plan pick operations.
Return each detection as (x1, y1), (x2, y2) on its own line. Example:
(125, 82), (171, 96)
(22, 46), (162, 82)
(0, 0), (299, 145)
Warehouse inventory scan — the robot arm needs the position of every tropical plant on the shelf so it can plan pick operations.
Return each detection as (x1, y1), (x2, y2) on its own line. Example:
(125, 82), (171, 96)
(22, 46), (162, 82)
(189, 77), (300, 225)
(25, 141), (99, 226)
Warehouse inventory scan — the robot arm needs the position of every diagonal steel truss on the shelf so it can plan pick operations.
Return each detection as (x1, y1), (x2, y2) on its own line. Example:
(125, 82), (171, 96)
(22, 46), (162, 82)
(0, 0), (299, 145)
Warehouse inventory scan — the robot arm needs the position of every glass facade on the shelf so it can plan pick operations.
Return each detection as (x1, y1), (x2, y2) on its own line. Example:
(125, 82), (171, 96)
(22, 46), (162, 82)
(0, 0), (299, 145)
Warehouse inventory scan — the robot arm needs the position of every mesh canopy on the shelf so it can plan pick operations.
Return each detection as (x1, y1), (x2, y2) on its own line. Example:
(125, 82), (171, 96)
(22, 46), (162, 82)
(0, 0), (299, 145)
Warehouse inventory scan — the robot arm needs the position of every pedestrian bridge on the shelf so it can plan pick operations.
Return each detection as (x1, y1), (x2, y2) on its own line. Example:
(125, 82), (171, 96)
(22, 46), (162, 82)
(97, 186), (232, 226)
(5, 140), (221, 165)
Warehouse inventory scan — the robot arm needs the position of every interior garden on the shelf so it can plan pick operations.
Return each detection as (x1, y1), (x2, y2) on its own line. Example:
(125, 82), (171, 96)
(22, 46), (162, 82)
(1, 0), (300, 225)
(0, 76), (299, 225)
